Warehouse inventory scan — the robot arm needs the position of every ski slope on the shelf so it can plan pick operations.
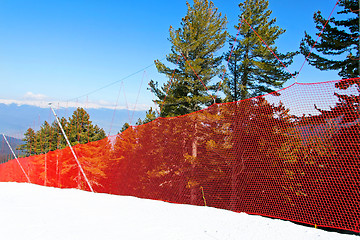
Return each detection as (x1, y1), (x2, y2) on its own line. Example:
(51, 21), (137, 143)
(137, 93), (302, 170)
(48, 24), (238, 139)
(0, 182), (358, 240)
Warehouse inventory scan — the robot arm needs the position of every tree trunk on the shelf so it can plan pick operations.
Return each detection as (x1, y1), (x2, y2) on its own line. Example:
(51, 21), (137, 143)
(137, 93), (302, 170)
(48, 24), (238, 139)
(190, 121), (198, 205)
(229, 162), (237, 210)
(229, 105), (238, 210)
(229, 102), (246, 210)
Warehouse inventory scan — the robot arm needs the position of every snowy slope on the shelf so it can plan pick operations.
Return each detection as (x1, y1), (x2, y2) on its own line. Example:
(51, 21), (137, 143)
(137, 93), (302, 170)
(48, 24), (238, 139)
(0, 183), (358, 240)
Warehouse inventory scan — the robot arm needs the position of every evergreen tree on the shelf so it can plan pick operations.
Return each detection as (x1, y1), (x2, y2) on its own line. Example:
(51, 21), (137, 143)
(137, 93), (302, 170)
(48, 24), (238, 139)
(223, 0), (296, 101)
(66, 107), (106, 146)
(37, 121), (53, 153)
(149, 0), (227, 117)
(17, 128), (36, 156)
(300, 0), (359, 78)
(50, 117), (68, 150)
(119, 108), (158, 133)
(119, 122), (131, 133)
(19, 108), (106, 156)
(135, 107), (158, 126)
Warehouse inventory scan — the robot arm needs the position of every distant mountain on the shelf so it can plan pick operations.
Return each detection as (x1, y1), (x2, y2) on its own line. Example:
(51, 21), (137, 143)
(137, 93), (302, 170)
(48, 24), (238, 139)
(0, 103), (146, 137)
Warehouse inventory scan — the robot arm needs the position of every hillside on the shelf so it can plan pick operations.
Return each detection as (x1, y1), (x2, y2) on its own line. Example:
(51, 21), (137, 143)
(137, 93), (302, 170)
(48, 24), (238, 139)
(0, 136), (23, 163)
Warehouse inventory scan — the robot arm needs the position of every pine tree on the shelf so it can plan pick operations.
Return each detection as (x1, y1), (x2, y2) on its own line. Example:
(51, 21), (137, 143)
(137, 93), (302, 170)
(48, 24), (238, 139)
(149, 0), (227, 117)
(19, 108), (106, 156)
(300, 0), (359, 78)
(50, 117), (68, 150)
(119, 107), (158, 135)
(299, 0), (359, 132)
(223, 0), (296, 101)
(17, 128), (36, 156)
(38, 121), (53, 153)
(67, 108), (106, 146)
(18, 122), (53, 156)
(119, 122), (131, 133)
(135, 107), (158, 126)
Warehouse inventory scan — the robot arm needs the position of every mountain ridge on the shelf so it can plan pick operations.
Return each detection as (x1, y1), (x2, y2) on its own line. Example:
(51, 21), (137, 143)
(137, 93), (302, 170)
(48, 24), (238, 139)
(0, 103), (146, 137)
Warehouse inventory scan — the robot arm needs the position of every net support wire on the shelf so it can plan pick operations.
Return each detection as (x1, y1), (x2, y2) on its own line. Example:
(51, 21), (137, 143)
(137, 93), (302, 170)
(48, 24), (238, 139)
(49, 103), (94, 193)
(2, 133), (31, 183)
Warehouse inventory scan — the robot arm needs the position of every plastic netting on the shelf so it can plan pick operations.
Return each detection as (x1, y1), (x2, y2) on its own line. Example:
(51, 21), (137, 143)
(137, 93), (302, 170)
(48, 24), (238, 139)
(0, 78), (359, 232)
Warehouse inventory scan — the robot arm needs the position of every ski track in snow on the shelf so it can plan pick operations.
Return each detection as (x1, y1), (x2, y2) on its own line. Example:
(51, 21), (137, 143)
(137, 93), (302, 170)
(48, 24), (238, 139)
(0, 182), (358, 240)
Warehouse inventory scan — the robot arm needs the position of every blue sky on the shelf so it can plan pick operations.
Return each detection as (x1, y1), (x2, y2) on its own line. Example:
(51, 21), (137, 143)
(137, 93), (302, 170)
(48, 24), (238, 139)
(0, 0), (343, 111)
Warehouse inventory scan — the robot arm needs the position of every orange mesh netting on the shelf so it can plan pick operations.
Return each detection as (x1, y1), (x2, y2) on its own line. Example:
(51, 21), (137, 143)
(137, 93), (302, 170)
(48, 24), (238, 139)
(0, 78), (359, 232)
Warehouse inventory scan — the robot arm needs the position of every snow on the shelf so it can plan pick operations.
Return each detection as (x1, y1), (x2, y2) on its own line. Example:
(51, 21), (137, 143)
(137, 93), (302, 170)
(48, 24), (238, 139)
(0, 183), (358, 240)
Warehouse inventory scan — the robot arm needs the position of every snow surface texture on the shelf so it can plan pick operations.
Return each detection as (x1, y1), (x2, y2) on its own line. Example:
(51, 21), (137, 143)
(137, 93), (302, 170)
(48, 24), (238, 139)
(0, 183), (358, 240)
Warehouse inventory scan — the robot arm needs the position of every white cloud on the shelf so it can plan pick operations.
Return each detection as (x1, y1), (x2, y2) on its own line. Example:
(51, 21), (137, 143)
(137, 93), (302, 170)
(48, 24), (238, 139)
(0, 90), (156, 111)
(0, 98), (153, 111)
(0, 98), (50, 108)
(0, 91), (154, 111)
(23, 92), (47, 101)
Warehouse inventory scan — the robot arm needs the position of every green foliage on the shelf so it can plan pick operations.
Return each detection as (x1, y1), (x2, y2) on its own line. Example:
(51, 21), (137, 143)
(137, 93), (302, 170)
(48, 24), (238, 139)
(18, 108), (106, 156)
(149, 0), (227, 117)
(300, 0), (359, 78)
(18, 128), (37, 156)
(119, 122), (131, 133)
(120, 107), (158, 133)
(222, 0), (297, 101)
(135, 107), (159, 125)
(66, 108), (106, 146)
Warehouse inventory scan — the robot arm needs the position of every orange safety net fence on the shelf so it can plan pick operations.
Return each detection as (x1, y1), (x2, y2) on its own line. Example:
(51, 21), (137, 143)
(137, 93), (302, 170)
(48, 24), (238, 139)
(0, 78), (359, 232)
